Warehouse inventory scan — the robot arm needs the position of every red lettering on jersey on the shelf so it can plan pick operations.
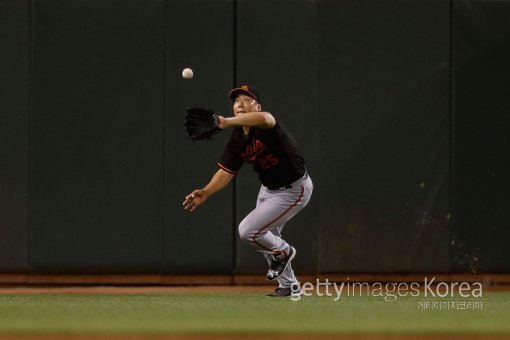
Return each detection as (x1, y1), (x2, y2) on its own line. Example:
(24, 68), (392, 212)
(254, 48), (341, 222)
(254, 139), (264, 152)
(241, 139), (266, 162)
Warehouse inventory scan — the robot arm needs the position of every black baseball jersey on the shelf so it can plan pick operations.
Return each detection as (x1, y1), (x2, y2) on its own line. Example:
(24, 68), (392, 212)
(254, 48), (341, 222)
(218, 117), (306, 189)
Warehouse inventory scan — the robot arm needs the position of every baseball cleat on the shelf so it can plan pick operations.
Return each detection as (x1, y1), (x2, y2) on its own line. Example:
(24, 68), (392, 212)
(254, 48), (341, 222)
(266, 287), (292, 297)
(266, 246), (296, 281)
(266, 284), (303, 298)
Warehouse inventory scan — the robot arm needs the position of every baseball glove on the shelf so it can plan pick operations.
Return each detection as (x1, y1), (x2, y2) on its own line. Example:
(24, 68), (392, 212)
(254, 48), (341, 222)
(184, 107), (223, 141)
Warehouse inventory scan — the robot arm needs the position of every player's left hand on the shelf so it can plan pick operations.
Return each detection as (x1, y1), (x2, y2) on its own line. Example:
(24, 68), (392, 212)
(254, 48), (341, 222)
(182, 189), (208, 212)
(184, 107), (223, 141)
(217, 115), (226, 129)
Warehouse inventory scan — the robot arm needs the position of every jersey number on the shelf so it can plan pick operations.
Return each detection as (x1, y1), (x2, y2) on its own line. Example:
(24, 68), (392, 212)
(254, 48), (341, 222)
(258, 153), (279, 170)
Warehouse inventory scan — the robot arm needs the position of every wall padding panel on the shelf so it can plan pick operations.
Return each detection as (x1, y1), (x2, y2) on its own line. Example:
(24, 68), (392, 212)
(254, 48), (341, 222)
(317, 0), (451, 272)
(163, 0), (235, 274)
(451, 0), (510, 273)
(30, 0), (166, 272)
(0, 0), (30, 271)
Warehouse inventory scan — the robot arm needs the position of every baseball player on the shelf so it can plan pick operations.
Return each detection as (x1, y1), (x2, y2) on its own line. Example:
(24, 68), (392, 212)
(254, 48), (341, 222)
(183, 85), (313, 297)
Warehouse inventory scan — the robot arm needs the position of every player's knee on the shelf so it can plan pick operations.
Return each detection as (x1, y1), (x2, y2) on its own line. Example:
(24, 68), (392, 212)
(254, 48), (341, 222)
(238, 221), (257, 243)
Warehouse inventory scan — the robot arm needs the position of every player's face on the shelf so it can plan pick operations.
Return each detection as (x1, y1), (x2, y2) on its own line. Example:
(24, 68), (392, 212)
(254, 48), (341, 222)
(233, 94), (261, 116)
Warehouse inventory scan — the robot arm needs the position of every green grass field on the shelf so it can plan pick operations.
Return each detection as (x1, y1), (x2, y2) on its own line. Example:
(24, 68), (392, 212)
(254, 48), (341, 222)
(0, 291), (509, 335)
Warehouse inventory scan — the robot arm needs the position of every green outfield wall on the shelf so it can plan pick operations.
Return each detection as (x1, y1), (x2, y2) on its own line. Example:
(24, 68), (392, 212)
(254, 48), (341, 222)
(0, 0), (509, 275)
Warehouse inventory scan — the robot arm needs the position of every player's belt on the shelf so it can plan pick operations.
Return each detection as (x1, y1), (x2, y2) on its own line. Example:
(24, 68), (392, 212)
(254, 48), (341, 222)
(266, 172), (308, 190)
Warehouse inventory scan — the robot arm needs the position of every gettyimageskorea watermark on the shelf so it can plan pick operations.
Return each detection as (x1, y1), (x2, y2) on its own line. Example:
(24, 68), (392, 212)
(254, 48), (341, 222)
(290, 277), (483, 309)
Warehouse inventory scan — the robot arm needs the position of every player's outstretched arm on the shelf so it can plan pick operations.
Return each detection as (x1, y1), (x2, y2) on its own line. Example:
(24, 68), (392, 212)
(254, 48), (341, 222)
(219, 112), (275, 130)
(182, 168), (234, 212)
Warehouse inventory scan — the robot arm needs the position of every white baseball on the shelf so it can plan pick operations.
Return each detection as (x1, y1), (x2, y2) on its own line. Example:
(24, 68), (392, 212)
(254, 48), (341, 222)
(182, 68), (193, 79)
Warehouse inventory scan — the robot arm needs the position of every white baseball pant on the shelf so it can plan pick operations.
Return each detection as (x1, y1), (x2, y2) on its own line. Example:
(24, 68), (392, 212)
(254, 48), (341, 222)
(238, 173), (313, 288)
